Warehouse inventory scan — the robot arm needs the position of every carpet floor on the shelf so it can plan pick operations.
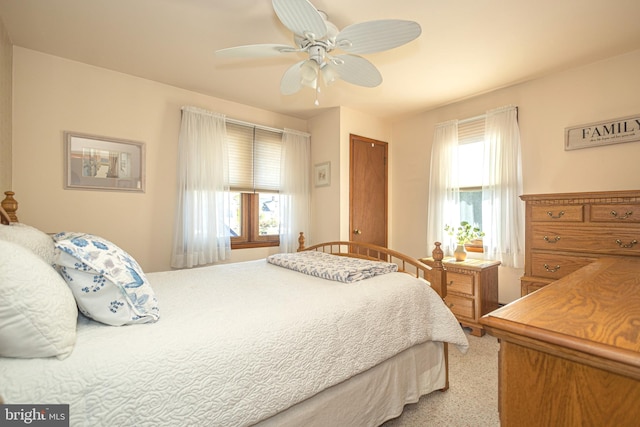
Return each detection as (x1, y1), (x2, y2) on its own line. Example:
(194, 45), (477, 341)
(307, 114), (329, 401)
(382, 330), (501, 426)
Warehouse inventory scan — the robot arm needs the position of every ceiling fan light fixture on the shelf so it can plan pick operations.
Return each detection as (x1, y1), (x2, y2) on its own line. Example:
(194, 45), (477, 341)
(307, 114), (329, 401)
(300, 60), (319, 88)
(320, 62), (339, 86)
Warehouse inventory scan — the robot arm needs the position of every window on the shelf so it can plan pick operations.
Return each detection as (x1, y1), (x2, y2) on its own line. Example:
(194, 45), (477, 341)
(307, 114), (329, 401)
(429, 106), (523, 267)
(226, 122), (282, 249)
(457, 118), (485, 252)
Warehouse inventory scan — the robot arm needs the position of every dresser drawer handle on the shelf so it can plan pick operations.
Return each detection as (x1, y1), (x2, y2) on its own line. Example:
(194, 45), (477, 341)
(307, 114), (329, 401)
(610, 210), (633, 220)
(543, 264), (561, 273)
(546, 211), (565, 219)
(616, 239), (638, 248)
(543, 235), (561, 243)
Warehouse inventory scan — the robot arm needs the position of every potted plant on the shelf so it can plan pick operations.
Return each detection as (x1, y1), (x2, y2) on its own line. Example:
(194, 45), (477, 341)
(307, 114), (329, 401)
(444, 221), (485, 261)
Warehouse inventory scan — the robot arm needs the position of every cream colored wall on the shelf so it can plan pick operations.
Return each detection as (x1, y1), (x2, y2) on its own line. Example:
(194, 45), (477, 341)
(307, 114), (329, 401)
(0, 17), (11, 192)
(391, 49), (640, 303)
(307, 107), (391, 245)
(308, 108), (340, 245)
(12, 47), (307, 272)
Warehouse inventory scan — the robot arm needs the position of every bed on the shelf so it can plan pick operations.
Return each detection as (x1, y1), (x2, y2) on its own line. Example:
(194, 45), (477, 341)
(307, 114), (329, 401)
(0, 191), (468, 427)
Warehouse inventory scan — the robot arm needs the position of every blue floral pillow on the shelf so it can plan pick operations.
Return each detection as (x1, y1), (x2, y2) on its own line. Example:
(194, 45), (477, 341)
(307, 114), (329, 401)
(53, 232), (159, 326)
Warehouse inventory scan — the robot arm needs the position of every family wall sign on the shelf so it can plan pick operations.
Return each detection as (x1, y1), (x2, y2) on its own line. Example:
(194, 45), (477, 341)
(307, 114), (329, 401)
(565, 114), (640, 150)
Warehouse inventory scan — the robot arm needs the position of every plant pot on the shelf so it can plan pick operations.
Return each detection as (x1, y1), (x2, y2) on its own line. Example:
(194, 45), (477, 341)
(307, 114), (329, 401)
(454, 244), (467, 262)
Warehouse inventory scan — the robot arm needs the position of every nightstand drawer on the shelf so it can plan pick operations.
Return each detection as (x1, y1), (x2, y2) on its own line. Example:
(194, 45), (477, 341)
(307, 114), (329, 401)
(531, 205), (584, 222)
(446, 271), (474, 296)
(591, 204), (640, 223)
(444, 294), (474, 320)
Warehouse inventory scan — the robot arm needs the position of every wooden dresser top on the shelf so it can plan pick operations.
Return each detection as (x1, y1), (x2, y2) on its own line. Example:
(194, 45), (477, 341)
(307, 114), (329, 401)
(482, 256), (640, 373)
(520, 189), (640, 203)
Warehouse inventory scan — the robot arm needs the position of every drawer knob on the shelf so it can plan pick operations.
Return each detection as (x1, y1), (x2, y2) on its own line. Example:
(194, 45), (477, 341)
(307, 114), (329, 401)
(546, 211), (565, 219)
(543, 264), (561, 273)
(543, 235), (561, 243)
(610, 210), (633, 220)
(616, 239), (638, 248)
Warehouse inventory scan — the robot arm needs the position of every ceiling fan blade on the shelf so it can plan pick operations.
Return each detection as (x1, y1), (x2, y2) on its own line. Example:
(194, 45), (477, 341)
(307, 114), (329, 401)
(332, 54), (382, 87)
(272, 0), (327, 40)
(336, 20), (422, 54)
(280, 60), (305, 95)
(216, 44), (297, 58)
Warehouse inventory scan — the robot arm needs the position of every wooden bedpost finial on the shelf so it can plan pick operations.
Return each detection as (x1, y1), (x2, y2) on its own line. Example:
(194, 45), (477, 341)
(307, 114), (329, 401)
(297, 232), (305, 252)
(1, 191), (18, 223)
(432, 241), (444, 263)
(430, 242), (447, 300)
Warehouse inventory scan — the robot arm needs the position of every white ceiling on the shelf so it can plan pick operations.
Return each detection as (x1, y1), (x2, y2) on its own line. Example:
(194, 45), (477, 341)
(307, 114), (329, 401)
(1, 0), (640, 120)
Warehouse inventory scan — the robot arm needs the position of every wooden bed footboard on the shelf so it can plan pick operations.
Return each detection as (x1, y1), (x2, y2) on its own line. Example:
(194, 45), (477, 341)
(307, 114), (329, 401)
(297, 232), (447, 300)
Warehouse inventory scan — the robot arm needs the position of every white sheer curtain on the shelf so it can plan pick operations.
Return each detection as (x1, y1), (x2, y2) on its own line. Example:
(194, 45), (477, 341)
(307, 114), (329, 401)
(427, 120), (460, 253)
(279, 128), (311, 252)
(171, 106), (231, 268)
(482, 105), (524, 268)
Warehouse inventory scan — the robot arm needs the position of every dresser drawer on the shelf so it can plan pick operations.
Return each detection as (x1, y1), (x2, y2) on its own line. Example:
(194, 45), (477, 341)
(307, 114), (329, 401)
(591, 204), (640, 223)
(531, 225), (640, 255)
(531, 205), (584, 222)
(520, 278), (550, 296)
(446, 271), (474, 296)
(530, 252), (598, 280)
(444, 294), (474, 320)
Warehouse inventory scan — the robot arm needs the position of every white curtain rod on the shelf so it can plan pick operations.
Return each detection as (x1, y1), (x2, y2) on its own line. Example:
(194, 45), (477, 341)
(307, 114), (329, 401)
(458, 113), (486, 125)
(225, 117), (311, 138)
(180, 106), (310, 137)
(458, 105), (519, 125)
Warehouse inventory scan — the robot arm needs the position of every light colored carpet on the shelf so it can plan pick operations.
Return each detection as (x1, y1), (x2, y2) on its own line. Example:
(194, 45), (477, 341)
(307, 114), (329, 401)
(382, 331), (500, 427)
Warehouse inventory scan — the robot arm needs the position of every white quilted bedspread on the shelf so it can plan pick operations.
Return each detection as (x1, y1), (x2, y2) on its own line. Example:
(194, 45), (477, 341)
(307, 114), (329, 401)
(0, 259), (468, 427)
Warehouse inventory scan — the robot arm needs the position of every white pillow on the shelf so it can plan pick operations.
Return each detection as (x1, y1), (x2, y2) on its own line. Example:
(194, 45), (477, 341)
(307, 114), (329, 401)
(53, 232), (160, 326)
(0, 223), (55, 264)
(0, 240), (78, 359)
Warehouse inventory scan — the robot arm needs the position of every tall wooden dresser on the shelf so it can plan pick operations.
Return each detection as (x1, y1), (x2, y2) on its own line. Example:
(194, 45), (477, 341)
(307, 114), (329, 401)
(520, 189), (640, 296)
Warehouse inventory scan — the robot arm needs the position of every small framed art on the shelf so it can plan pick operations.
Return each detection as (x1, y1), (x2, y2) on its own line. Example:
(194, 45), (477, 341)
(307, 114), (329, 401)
(314, 161), (331, 187)
(64, 131), (145, 192)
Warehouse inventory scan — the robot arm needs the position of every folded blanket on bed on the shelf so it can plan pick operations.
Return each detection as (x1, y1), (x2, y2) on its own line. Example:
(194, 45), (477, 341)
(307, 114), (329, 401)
(267, 251), (398, 282)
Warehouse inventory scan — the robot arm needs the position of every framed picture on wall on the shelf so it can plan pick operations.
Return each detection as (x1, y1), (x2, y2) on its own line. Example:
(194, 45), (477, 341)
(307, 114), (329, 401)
(64, 131), (146, 192)
(314, 161), (331, 187)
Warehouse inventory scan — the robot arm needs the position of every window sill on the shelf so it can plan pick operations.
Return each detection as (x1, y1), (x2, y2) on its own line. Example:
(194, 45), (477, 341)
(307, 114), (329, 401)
(231, 241), (280, 250)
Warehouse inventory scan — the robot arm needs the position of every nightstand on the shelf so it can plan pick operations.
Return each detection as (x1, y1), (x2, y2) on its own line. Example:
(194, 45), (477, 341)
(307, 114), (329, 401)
(420, 256), (500, 336)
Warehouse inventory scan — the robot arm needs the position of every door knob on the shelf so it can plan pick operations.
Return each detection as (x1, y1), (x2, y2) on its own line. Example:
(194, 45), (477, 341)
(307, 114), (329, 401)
(353, 229), (362, 235)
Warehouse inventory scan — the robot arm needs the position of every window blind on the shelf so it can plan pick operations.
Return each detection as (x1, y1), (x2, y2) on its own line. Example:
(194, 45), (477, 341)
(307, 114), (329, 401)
(457, 115), (485, 188)
(227, 122), (281, 192)
(458, 117), (485, 145)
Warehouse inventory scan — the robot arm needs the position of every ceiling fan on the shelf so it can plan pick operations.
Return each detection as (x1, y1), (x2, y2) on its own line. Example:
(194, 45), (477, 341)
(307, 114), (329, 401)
(215, 0), (422, 105)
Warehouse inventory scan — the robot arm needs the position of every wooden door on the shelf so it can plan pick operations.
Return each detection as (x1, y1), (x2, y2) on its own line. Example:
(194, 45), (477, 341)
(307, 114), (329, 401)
(349, 134), (388, 250)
